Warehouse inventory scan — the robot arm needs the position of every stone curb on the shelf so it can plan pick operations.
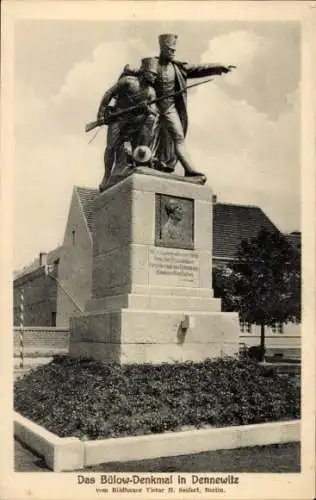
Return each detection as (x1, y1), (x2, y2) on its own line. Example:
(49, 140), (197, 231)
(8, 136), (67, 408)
(14, 412), (85, 471)
(14, 412), (300, 471)
(84, 420), (300, 467)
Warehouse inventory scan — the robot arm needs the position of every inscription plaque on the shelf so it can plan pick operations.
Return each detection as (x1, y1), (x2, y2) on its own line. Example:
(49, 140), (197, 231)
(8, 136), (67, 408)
(155, 194), (194, 250)
(149, 247), (200, 287)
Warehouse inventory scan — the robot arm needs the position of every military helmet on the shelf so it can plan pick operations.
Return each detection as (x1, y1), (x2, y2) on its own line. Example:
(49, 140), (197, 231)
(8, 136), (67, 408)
(158, 33), (178, 48)
(140, 57), (159, 75)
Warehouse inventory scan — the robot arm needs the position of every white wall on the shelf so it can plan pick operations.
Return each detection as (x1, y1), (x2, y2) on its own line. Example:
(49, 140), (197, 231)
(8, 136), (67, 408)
(239, 322), (300, 350)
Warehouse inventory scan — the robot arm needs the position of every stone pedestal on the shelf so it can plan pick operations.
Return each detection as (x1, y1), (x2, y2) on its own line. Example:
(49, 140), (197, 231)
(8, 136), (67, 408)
(69, 169), (240, 364)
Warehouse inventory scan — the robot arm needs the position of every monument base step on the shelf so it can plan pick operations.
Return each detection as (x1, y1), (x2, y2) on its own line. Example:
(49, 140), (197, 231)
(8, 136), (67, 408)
(86, 293), (221, 312)
(69, 309), (240, 364)
(69, 341), (239, 364)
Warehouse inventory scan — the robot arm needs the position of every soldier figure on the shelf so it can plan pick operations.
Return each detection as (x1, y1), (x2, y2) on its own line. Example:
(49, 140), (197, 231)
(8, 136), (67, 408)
(124, 34), (234, 183)
(97, 57), (159, 192)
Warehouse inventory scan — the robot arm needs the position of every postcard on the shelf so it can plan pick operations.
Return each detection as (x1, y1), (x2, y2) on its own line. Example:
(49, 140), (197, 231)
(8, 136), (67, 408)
(1, 1), (315, 499)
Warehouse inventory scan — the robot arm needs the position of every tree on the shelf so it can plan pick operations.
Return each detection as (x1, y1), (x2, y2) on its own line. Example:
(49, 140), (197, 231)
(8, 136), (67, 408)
(214, 229), (301, 360)
(212, 266), (236, 312)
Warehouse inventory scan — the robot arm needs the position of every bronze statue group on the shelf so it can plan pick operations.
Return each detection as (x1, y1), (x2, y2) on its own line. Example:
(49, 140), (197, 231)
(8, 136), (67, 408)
(87, 34), (235, 192)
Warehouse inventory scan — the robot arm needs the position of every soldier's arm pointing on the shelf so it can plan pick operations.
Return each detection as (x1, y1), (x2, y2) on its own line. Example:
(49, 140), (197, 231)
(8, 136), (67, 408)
(182, 62), (234, 79)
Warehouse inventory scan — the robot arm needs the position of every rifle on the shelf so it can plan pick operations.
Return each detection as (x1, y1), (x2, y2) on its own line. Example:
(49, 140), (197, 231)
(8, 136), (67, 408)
(85, 66), (236, 133)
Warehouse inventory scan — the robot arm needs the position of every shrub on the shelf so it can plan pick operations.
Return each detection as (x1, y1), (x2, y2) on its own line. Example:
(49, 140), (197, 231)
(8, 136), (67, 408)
(247, 345), (266, 361)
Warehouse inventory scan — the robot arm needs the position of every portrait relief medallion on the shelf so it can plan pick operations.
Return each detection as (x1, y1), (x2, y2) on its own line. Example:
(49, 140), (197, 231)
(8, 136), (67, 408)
(155, 194), (194, 250)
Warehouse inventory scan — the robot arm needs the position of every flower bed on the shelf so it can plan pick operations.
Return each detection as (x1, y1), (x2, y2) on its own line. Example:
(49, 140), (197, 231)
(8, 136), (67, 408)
(14, 355), (300, 440)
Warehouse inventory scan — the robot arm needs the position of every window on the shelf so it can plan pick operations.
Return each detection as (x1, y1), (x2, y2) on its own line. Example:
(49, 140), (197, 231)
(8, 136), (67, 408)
(271, 323), (284, 334)
(53, 258), (59, 277)
(51, 312), (57, 327)
(277, 323), (284, 334)
(72, 229), (76, 245)
(240, 321), (252, 333)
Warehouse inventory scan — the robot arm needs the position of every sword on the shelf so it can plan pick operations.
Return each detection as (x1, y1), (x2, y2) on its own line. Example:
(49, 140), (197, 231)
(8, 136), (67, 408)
(85, 66), (236, 134)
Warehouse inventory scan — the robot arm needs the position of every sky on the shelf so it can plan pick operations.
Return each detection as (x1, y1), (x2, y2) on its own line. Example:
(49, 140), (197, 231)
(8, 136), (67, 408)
(13, 19), (301, 271)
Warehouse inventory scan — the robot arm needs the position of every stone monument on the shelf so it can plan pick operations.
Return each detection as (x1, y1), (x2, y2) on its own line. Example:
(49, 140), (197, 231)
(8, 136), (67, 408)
(69, 34), (239, 363)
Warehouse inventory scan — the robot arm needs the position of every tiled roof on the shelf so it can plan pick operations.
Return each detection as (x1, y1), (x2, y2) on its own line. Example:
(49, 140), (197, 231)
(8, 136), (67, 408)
(213, 203), (280, 259)
(14, 246), (62, 280)
(75, 186), (99, 233)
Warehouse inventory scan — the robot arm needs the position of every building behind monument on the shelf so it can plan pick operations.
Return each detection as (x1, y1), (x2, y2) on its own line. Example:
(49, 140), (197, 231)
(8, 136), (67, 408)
(13, 185), (301, 340)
